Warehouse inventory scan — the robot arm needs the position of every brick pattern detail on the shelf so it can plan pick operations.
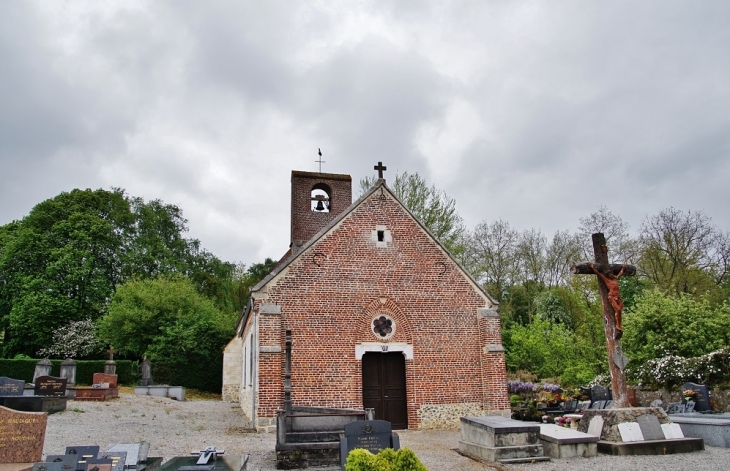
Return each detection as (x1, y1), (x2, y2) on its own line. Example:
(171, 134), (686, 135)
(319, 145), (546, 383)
(290, 171), (352, 251)
(245, 185), (510, 429)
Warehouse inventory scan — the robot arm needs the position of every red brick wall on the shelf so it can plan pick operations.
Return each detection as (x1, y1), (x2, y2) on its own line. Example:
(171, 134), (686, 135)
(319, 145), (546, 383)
(258, 186), (510, 428)
(290, 171), (352, 250)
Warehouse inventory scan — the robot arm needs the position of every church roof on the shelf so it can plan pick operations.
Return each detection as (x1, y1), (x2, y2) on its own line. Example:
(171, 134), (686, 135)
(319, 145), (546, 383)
(249, 178), (498, 308)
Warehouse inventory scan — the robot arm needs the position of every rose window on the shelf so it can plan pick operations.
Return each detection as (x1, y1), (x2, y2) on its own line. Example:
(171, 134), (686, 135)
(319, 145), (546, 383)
(372, 315), (395, 339)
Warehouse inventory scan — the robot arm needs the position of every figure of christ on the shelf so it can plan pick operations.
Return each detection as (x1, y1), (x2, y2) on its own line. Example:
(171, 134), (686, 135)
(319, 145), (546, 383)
(588, 263), (626, 338)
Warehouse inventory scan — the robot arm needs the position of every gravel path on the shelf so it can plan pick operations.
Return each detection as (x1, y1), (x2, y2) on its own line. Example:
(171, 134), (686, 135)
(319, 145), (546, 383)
(43, 393), (730, 470)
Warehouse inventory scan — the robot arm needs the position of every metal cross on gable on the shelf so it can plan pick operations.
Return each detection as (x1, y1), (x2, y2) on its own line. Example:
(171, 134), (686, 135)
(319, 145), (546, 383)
(316, 148), (325, 173)
(374, 161), (387, 179)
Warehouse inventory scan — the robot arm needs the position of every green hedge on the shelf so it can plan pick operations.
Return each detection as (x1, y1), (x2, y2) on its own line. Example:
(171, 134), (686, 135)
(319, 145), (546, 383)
(0, 359), (139, 385)
(0, 358), (222, 393)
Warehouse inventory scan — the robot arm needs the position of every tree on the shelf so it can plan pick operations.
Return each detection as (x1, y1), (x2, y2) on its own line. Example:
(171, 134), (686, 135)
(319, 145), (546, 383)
(622, 289), (730, 365)
(0, 188), (236, 357)
(99, 275), (234, 358)
(578, 206), (638, 264)
(0, 189), (133, 356)
(503, 317), (605, 386)
(360, 172), (466, 255)
(638, 208), (729, 298)
(465, 219), (518, 303)
(36, 318), (104, 359)
(98, 275), (235, 390)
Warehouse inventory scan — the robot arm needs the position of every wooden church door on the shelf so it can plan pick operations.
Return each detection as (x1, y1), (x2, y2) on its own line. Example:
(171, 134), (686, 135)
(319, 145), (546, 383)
(362, 352), (408, 429)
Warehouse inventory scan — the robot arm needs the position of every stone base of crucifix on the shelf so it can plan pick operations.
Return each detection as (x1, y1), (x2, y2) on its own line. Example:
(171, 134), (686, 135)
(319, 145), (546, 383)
(572, 233), (636, 408)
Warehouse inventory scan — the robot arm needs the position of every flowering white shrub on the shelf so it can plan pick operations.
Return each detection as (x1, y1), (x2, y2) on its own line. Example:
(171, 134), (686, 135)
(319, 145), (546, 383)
(627, 348), (730, 390)
(36, 318), (104, 359)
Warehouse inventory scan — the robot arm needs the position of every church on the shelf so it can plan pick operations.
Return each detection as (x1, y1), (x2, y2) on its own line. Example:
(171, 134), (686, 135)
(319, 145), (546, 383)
(222, 166), (510, 432)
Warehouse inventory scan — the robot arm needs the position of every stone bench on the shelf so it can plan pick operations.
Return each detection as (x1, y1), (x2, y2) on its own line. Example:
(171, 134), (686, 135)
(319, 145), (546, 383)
(539, 424), (599, 458)
(458, 416), (549, 464)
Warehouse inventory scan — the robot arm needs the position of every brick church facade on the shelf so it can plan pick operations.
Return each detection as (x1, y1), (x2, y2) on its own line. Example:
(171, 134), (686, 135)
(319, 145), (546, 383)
(222, 169), (510, 431)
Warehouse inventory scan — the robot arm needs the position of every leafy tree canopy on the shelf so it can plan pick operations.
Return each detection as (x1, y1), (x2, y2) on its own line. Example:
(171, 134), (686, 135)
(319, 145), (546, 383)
(622, 289), (730, 365)
(98, 275), (235, 361)
(0, 188), (233, 357)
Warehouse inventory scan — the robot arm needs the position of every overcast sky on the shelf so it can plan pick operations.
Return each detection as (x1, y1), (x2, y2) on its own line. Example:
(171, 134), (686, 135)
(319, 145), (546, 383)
(2, 1), (729, 265)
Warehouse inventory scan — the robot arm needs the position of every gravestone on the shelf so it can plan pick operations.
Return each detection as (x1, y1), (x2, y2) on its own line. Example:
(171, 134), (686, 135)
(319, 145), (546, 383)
(590, 385), (611, 403)
(92, 373), (118, 389)
(140, 359), (152, 387)
(0, 405), (48, 463)
(587, 416), (604, 438)
(0, 377), (25, 396)
(33, 463), (66, 471)
(107, 442), (150, 468)
(60, 358), (77, 386)
(637, 414), (665, 441)
(617, 422), (644, 442)
(65, 445), (100, 471)
(34, 359), (53, 382)
(681, 382), (710, 412)
(45, 454), (80, 471)
(155, 445), (247, 471)
(35, 376), (68, 397)
(661, 423), (685, 439)
(97, 451), (127, 471)
(84, 458), (113, 471)
(340, 420), (400, 468)
(0, 377), (46, 412)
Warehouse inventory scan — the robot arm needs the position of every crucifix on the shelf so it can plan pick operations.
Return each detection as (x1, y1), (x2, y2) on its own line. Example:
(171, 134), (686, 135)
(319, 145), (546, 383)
(571, 233), (636, 408)
(374, 161), (387, 179)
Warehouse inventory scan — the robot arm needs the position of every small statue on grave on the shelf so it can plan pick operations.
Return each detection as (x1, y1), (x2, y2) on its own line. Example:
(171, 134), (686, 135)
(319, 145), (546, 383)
(588, 263), (626, 338)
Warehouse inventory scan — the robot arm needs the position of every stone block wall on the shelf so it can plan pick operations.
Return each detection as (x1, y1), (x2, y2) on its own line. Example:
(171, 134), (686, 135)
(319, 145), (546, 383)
(221, 336), (242, 403)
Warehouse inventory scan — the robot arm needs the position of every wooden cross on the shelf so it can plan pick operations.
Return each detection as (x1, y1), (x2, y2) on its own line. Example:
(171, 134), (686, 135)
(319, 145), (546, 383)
(571, 233), (636, 408)
(374, 161), (387, 179)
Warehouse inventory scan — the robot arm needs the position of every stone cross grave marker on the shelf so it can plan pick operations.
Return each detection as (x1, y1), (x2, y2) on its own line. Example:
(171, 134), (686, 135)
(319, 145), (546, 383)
(0, 405), (48, 463)
(572, 233), (636, 407)
(35, 376), (68, 397)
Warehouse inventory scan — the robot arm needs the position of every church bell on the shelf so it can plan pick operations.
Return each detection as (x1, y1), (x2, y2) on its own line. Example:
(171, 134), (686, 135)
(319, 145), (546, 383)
(315, 200), (326, 211)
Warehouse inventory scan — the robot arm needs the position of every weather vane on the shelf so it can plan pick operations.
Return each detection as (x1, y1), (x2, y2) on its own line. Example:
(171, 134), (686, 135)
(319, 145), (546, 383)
(316, 148), (325, 173)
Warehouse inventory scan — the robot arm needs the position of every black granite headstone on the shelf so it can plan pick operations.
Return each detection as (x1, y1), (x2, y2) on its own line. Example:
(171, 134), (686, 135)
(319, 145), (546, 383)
(681, 382), (710, 412)
(0, 376), (25, 396)
(339, 420), (400, 469)
(590, 385), (610, 403)
(35, 376), (68, 397)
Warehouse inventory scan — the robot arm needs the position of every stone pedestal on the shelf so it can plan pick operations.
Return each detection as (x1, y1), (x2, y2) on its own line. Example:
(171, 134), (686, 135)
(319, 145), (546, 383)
(32, 359), (52, 382)
(59, 359), (76, 386)
(104, 360), (117, 375)
(458, 416), (549, 464)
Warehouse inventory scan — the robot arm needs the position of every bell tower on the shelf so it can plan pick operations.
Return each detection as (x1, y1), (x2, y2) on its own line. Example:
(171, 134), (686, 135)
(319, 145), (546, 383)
(290, 170), (352, 253)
